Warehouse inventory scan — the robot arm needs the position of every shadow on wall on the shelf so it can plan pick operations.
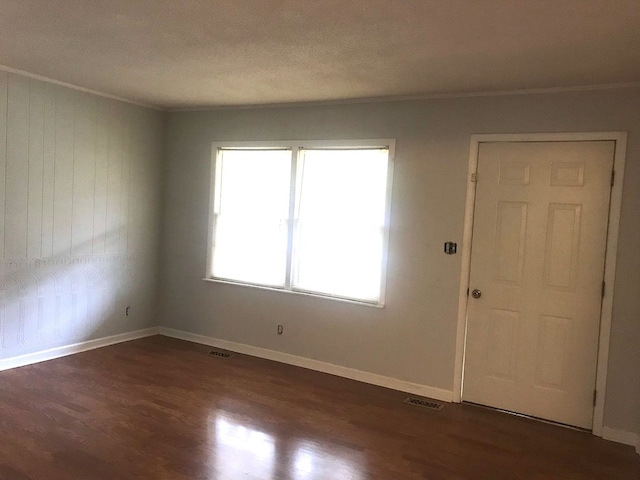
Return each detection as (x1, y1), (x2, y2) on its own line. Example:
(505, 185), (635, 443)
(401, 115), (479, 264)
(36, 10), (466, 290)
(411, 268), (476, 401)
(0, 228), (134, 359)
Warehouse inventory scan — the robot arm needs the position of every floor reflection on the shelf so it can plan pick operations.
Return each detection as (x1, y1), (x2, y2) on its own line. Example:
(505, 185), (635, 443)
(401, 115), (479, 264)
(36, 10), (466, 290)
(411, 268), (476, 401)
(210, 412), (365, 480)
(291, 440), (364, 480)
(213, 413), (276, 479)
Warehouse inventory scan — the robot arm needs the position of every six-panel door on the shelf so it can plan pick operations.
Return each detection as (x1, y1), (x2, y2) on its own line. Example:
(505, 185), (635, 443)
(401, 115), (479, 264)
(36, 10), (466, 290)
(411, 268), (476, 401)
(463, 141), (614, 429)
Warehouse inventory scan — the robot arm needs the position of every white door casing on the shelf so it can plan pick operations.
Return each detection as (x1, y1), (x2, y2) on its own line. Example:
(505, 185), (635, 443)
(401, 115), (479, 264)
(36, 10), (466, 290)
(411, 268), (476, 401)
(453, 133), (627, 435)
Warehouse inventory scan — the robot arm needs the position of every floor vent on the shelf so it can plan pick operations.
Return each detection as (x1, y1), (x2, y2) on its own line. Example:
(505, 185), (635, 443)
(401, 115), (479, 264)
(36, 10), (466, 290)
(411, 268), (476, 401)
(404, 397), (444, 410)
(209, 350), (233, 359)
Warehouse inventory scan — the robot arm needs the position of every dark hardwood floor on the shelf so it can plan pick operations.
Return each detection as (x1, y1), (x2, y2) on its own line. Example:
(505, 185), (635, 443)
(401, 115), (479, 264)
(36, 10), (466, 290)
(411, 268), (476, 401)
(0, 335), (638, 480)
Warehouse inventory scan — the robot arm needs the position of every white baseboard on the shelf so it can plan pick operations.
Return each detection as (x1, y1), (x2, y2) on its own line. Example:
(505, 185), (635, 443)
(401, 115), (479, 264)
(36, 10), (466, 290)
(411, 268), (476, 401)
(158, 327), (453, 402)
(602, 427), (640, 454)
(2, 325), (637, 455)
(0, 327), (159, 371)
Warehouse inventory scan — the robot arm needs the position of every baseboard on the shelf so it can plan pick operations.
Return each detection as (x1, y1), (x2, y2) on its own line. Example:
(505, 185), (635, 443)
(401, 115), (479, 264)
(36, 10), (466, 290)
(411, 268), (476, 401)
(602, 427), (640, 454)
(158, 327), (453, 402)
(0, 327), (159, 372)
(2, 325), (637, 455)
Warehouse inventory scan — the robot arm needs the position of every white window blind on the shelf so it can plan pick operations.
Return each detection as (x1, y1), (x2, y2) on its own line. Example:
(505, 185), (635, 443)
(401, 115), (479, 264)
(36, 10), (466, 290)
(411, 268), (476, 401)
(211, 148), (292, 287)
(291, 148), (389, 302)
(208, 141), (393, 305)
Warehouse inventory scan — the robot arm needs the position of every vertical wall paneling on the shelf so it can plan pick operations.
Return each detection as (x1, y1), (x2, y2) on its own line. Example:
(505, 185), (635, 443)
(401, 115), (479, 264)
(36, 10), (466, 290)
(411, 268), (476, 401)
(52, 86), (74, 257)
(120, 109), (131, 256)
(93, 98), (109, 255)
(5, 74), (30, 259)
(0, 72), (10, 350)
(53, 86), (73, 338)
(27, 79), (45, 259)
(20, 79), (46, 344)
(126, 110), (144, 256)
(105, 103), (123, 255)
(0, 72), (162, 358)
(71, 93), (97, 257)
(0, 71), (7, 259)
(41, 82), (56, 259)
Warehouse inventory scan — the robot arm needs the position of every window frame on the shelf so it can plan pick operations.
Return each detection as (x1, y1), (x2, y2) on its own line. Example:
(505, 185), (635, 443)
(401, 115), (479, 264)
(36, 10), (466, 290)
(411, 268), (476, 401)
(205, 139), (395, 307)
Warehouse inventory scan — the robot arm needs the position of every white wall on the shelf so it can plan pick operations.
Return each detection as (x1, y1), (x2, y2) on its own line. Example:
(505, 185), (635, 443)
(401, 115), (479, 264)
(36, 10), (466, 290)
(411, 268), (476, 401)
(160, 87), (640, 436)
(0, 72), (164, 358)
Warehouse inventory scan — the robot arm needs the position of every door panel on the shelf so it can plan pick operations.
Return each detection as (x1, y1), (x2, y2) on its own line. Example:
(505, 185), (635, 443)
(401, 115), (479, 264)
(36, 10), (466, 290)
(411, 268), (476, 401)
(463, 141), (614, 429)
(494, 201), (527, 284)
(543, 203), (581, 290)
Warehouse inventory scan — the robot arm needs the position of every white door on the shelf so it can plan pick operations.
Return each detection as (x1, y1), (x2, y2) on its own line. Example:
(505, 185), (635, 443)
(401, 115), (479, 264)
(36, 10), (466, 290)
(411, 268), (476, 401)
(463, 141), (614, 429)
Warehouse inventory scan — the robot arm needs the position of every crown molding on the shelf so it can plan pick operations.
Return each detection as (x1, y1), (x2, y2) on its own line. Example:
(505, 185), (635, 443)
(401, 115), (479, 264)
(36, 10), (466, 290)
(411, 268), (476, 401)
(0, 64), (163, 111)
(2, 63), (638, 113)
(168, 82), (640, 112)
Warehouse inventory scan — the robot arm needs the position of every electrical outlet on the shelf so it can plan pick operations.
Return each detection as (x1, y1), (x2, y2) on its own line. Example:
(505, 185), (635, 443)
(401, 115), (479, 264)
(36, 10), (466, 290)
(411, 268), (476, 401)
(277, 324), (283, 335)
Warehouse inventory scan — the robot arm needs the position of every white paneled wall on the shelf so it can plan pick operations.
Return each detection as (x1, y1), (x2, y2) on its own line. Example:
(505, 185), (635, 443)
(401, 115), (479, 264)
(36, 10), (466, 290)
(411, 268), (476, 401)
(0, 72), (164, 357)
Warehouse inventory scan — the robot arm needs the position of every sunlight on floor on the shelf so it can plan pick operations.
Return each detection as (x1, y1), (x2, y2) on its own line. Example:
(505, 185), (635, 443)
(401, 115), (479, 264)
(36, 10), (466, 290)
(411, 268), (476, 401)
(210, 412), (364, 479)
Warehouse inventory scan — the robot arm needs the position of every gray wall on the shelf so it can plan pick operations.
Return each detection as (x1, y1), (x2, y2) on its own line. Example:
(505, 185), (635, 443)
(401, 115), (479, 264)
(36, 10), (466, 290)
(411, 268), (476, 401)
(0, 72), (165, 358)
(160, 87), (640, 436)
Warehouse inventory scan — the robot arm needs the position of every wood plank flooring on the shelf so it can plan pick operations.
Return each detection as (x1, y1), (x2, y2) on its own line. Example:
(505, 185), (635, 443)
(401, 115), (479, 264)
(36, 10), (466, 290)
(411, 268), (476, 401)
(0, 335), (638, 479)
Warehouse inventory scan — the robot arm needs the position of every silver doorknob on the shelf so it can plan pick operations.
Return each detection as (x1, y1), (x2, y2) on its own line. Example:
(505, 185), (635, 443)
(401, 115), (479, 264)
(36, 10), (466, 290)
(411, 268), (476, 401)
(471, 289), (482, 299)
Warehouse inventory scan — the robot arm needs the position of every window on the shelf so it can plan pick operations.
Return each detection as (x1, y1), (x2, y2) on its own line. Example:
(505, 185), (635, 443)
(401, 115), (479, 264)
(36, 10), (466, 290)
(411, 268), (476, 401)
(207, 140), (394, 305)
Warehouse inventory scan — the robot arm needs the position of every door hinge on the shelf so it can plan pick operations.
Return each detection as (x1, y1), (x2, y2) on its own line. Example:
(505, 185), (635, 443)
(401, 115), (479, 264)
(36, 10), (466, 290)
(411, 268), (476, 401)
(593, 389), (597, 406)
(471, 172), (478, 183)
(611, 170), (615, 187)
(601, 280), (606, 298)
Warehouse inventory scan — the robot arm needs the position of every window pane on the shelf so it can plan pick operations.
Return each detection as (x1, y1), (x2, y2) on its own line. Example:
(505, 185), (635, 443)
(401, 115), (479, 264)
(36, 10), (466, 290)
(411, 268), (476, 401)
(292, 148), (389, 302)
(212, 149), (291, 287)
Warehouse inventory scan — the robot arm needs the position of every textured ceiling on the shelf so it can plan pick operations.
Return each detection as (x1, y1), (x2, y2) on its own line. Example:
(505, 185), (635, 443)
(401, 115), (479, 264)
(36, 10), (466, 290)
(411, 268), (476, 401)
(1, 0), (640, 108)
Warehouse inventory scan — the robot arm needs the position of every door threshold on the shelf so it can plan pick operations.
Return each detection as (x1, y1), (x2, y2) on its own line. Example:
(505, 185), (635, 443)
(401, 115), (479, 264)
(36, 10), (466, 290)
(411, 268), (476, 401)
(462, 401), (591, 433)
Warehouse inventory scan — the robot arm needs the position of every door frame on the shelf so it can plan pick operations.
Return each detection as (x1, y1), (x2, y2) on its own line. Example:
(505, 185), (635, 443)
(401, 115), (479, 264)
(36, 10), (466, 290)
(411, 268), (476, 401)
(452, 132), (628, 436)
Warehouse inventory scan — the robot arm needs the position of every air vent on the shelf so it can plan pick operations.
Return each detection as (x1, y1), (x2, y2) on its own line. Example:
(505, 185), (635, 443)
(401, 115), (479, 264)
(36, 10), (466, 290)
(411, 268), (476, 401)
(209, 350), (233, 359)
(404, 396), (444, 410)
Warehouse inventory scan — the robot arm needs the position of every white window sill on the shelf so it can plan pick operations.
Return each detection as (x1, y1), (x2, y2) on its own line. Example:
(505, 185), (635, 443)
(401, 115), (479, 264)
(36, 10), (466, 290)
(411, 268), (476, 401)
(201, 277), (385, 309)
